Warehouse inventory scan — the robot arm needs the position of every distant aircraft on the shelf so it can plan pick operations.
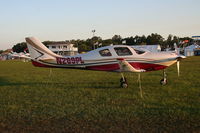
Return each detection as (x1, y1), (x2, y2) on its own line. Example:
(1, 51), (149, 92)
(9, 52), (31, 61)
(26, 37), (185, 88)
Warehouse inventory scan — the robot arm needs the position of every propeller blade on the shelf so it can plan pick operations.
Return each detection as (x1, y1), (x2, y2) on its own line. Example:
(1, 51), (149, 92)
(177, 61), (180, 77)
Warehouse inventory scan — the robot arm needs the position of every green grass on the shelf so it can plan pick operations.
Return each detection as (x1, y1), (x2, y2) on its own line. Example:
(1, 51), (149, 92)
(0, 57), (200, 133)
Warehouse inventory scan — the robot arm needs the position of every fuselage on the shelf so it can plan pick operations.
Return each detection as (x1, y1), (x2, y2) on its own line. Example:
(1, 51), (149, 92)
(32, 45), (180, 72)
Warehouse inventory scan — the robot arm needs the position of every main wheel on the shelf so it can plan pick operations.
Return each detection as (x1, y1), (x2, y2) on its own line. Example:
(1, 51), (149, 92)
(120, 77), (128, 88)
(121, 82), (128, 88)
(160, 78), (167, 85)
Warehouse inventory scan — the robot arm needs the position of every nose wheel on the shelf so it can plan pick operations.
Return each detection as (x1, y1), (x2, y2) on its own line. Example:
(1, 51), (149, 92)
(120, 73), (128, 88)
(160, 78), (167, 85)
(160, 70), (167, 85)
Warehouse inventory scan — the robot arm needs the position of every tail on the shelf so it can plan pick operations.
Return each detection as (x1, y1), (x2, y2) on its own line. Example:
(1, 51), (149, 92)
(25, 37), (60, 61)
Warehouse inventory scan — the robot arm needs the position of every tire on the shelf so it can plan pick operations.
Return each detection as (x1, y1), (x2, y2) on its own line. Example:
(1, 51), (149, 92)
(160, 78), (167, 85)
(121, 82), (128, 88)
(120, 77), (128, 88)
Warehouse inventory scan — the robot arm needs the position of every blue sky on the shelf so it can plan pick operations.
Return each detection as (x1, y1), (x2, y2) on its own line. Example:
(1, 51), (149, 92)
(0, 0), (200, 50)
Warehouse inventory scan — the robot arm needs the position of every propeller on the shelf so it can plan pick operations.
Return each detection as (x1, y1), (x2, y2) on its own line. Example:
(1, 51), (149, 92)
(174, 43), (180, 77)
(177, 60), (180, 77)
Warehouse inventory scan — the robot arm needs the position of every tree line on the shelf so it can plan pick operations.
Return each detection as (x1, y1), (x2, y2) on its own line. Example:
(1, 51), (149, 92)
(11, 33), (193, 53)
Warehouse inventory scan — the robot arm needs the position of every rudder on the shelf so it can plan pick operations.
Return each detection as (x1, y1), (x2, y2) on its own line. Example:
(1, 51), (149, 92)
(25, 37), (60, 60)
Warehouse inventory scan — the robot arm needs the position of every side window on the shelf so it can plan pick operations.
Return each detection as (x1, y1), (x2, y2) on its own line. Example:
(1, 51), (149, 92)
(114, 47), (132, 56)
(52, 46), (56, 49)
(99, 49), (112, 56)
(133, 48), (146, 54)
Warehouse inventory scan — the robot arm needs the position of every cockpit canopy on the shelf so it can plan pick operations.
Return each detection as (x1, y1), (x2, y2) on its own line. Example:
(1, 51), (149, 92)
(98, 46), (146, 57)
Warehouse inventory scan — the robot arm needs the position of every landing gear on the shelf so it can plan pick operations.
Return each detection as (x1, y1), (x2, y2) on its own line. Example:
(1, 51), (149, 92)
(120, 73), (128, 88)
(160, 70), (167, 85)
(119, 73), (143, 98)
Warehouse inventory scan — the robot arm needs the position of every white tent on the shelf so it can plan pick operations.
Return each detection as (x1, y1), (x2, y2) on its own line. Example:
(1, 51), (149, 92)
(184, 44), (200, 56)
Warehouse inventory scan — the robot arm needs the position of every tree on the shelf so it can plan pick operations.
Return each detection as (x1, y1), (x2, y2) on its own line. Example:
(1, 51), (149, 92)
(43, 41), (54, 46)
(165, 34), (174, 48)
(12, 42), (27, 53)
(146, 33), (164, 45)
(102, 39), (112, 46)
(173, 36), (179, 43)
(179, 37), (193, 47)
(78, 44), (90, 53)
(134, 35), (147, 45)
(179, 37), (193, 43)
(112, 35), (122, 45)
(91, 36), (102, 42)
(123, 36), (135, 45)
(10, 33), (193, 53)
(140, 35), (147, 45)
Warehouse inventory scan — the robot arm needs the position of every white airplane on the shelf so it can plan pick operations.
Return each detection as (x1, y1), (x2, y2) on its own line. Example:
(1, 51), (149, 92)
(26, 37), (185, 88)
(9, 52), (31, 61)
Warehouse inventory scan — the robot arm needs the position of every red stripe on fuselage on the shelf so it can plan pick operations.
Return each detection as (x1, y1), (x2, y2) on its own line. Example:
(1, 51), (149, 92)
(32, 60), (53, 68)
(31, 60), (167, 71)
(86, 63), (120, 71)
(87, 62), (167, 71)
(129, 62), (167, 71)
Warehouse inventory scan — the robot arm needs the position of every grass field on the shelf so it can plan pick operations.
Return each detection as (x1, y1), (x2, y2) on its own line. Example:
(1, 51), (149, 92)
(0, 56), (200, 133)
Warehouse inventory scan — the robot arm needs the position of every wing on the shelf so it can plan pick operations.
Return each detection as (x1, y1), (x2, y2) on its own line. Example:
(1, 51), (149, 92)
(117, 58), (145, 72)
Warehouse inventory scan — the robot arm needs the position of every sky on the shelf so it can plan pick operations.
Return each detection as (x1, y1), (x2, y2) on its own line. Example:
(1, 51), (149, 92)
(0, 0), (200, 50)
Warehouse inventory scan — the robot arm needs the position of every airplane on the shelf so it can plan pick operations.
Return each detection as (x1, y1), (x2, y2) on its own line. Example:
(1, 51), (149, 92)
(9, 52), (31, 61)
(26, 37), (186, 88)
